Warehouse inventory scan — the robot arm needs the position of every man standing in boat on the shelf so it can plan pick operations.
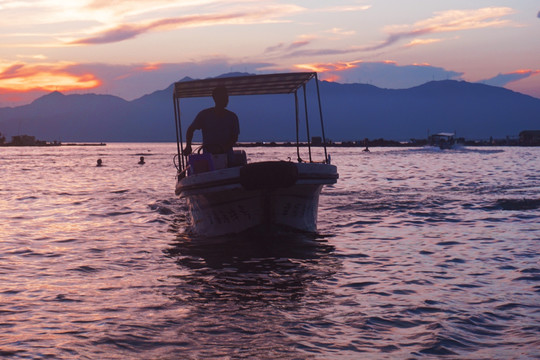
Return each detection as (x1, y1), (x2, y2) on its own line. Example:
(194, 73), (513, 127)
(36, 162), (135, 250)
(183, 86), (239, 156)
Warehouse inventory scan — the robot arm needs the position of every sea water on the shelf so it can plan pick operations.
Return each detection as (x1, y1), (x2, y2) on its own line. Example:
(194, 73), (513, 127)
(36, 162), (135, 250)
(1, 143), (539, 359)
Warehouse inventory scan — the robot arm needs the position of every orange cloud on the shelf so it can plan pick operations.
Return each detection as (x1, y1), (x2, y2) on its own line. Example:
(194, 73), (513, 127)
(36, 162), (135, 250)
(139, 63), (161, 71)
(320, 74), (340, 82)
(113, 63), (162, 80)
(0, 63), (102, 93)
(514, 69), (540, 75)
(404, 38), (443, 47)
(295, 61), (361, 73)
(295, 61), (363, 82)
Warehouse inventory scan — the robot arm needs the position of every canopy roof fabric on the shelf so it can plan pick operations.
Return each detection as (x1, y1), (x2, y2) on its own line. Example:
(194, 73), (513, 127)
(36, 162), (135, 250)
(174, 72), (316, 99)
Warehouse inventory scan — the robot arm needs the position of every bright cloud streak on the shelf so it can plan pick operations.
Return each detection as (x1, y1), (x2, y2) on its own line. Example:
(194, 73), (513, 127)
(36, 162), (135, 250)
(315, 4), (371, 12)
(369, 7), (516, 51)
(326, 28), (356, 36)
(0, 62), (101, 92)
(69, 4), (303, 45)
(295, 61), (362, 74)
(404, 38), (443, 48)
(261, 7), (517, 59)
(1, 0), (217, 25)
(391, 7), (515, 33)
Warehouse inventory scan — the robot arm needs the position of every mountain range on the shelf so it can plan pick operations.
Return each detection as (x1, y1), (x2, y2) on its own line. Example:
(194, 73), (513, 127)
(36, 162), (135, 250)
(1, 74), (539, 142)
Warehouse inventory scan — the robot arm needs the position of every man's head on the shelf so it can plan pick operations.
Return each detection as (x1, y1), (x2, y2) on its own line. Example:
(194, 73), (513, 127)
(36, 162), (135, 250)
(212, 86), (229, 109)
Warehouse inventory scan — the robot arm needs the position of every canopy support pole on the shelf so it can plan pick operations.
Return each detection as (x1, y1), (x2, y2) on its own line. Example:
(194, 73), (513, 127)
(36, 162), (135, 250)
(314, 73), (328, 163)
(302, 84), (313, 163)
(294, 91), (302, 162)
(173, 96), (185, 171)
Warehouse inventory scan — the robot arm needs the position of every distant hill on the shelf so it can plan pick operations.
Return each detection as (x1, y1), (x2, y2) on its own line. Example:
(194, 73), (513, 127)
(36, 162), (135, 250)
(0, 77), (539, 142)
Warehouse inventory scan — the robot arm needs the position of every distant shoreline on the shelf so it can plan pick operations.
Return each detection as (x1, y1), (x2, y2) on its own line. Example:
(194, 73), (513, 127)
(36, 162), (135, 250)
(62, 143), (106, 147)
(2, 142), (537, 147)
(0, 142), (106, 147)
(236, 141), (530, 147)
(2, 140), (538, 147)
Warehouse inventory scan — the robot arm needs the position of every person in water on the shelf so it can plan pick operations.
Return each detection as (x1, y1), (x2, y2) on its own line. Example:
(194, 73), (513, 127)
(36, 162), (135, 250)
(96, 159), (103, 166)
(138, 156), (145, 165)
(184, 86), (239, 156)
(362, 138), (370, 152)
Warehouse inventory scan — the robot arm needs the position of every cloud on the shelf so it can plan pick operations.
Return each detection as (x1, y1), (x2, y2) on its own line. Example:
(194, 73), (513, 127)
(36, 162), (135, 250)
(16, 54), (48, 60)
(264, 40), (311, 54)
(480, 69), (540, 87)
(295, 60), (362, 73)
(315, 4), (371, 12)
(72, 24), (143, 44)
(85, 0), (176, 10)
(326, 28), (356, 36)
(261, 7), (516, 60)
(365, 7), (516, 51)
(0, 62), (101, 93)
(70, 4), (303, 45)
(295, 60), (463, 88)
(272, 45), (366, 58)
(404, 38), (443, 48)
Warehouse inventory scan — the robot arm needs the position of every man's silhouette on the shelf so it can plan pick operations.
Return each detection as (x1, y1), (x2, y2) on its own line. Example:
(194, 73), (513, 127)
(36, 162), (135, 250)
(184, 86), (239, 155)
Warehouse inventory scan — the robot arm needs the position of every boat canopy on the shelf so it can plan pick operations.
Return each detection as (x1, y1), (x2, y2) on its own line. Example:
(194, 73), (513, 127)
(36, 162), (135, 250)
(172, 72), (329, 172)
(174, 72), (316, 99)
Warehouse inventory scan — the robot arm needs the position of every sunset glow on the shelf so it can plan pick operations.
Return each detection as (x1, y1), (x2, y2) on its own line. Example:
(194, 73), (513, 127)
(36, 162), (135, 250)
(514, 69), (540, 75)
(405, 39), (443, 48)
(295, 61), (361, 74)
(0, 63), (101, 93)
(0, 0), (538, 105)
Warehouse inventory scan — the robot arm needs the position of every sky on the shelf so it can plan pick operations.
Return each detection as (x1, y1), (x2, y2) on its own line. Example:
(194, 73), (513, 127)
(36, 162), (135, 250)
(1, 0), (539, 107)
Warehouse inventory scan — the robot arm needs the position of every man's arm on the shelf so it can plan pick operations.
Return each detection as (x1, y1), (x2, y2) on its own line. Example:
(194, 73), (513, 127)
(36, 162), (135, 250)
(184, 123), (196, 155)
(225, 113), (239, 150)
(226, 132), (238, 150)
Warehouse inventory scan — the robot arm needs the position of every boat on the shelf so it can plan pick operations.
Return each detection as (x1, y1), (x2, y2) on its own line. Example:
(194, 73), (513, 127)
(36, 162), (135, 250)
(428, 132), (457, 150)
(172, 72), (338, 237)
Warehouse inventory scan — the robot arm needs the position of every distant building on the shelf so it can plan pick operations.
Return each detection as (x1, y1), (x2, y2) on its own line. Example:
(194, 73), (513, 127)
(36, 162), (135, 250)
(519, 130), (540, 146)
(311, 136), (322, 145)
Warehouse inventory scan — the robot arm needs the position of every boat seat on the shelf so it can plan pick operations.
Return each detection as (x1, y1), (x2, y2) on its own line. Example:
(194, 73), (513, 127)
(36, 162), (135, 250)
(240, 161), (298, 190)
(228, 150), (247, 167)
(187, 153), (214, 175)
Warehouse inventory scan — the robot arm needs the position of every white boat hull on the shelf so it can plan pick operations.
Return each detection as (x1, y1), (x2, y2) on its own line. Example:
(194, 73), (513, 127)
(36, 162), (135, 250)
(176, 162), (337, 237)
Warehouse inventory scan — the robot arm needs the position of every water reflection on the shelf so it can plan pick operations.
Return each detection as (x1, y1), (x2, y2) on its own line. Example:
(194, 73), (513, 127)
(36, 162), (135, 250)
(164, 229), (338, 305)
